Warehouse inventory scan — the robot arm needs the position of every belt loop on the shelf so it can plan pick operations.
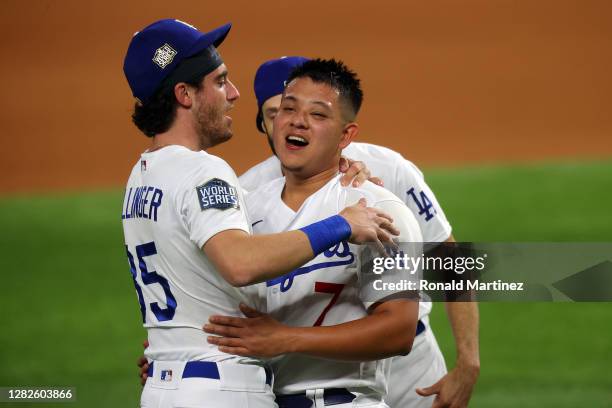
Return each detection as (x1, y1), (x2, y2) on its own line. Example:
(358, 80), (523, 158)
(305, 390), (316, 407)
(314, 389), (325, 408)
(264, 365), (273, 387)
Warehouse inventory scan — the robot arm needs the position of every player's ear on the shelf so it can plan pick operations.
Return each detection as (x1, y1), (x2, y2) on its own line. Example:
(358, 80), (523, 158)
(174, 83), (194, 108)
(339, 122), (358, 149)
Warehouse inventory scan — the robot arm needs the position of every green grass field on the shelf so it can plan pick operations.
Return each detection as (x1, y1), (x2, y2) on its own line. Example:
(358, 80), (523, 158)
(1, 160), (611, 407)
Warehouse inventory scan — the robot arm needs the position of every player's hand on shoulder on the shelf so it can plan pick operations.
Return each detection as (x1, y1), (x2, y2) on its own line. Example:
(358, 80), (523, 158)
(204, 303), (293, 358)
(338, 157), (384, 187)
(340, 198), (400, 255)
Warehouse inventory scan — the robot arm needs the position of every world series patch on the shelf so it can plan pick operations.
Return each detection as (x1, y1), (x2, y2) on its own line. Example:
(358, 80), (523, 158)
(196, 178), (240, 211)
(153, 43), (177, 69)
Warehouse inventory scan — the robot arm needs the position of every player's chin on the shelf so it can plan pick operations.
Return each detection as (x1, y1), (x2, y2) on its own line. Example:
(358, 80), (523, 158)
(209, 130), (233, 147)
(278, 155), (305, 172)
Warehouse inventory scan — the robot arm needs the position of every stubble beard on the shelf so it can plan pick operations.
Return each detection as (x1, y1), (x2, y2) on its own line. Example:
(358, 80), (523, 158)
(195, 102), (232, 149)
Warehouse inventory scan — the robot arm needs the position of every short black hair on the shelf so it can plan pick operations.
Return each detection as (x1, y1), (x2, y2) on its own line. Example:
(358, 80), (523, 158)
(286, 58), (363, 118)
(132, 77), (203, 137)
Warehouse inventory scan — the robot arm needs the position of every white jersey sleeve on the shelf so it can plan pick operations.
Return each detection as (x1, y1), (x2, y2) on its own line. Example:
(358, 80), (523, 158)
(177, 156), (250, 248)
(343, 142), (452, 243)
(392, 157), (452, 243)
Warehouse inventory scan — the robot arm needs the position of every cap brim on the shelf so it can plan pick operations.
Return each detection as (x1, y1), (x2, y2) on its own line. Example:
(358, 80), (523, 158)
(187, 23), (232, 57)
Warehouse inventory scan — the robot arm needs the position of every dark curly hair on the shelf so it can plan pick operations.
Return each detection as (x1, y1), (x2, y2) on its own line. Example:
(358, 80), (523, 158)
(286, 58), (363, 119)
(132, 78), (203, 137)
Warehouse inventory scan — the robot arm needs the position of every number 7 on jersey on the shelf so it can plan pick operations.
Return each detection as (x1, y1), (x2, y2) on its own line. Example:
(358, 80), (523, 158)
(313, 282), (345, 326)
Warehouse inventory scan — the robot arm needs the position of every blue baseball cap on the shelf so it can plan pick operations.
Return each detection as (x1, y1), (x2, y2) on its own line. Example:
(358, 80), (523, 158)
(123, 19), (231, 103)
(254, 56), (309, 132)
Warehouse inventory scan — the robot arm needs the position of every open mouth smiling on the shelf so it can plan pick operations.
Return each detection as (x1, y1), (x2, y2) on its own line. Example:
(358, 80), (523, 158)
(286, 135), (309, 148)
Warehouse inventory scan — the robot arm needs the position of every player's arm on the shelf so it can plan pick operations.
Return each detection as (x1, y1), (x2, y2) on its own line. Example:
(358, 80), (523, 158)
(416, 235), (480, 407)
(392, 154), (480, 406)
(442, 236), (481, 373)
(205, 299), (417, 361)
(204, 198), (398, 287)
(283, 298), (418, 360)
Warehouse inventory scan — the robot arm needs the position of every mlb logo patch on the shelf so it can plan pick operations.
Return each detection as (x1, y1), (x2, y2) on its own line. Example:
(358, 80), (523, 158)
(141, 160), (147, 171)
(160, 369), (173, 382)
(196, 178), (240, 211)
(153, 43), (177, 69)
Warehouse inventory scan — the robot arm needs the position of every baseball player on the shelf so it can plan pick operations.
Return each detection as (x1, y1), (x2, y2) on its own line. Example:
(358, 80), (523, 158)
(204, 58), (422, 408)
(122, 19), (399, 408)
(238, 57), (480, 408)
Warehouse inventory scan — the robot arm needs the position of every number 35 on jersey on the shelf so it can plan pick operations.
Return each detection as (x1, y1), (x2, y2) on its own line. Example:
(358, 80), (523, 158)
(125, 241), (177, 323)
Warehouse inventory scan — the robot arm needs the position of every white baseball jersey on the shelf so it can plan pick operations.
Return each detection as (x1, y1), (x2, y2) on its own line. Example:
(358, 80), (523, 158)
(240, 142), (453, 321)
(122, 145), (260, 363)
(246, 174), (423, 396)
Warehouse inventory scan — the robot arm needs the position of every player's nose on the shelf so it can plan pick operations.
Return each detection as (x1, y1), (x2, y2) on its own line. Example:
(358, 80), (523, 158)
(290, 110), (308, 129)
(227, 79), (240, 102)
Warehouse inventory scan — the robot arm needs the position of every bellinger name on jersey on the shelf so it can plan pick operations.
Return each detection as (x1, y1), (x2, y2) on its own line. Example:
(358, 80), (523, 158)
(122, 186), (164, 221)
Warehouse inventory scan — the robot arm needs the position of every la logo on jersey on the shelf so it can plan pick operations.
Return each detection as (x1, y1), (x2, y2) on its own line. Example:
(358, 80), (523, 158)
(196, 178), (240, 211)
(267, 241), (355, 292)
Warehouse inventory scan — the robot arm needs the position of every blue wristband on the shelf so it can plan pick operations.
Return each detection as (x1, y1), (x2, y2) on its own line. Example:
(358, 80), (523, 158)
(299, 215), (352, 256)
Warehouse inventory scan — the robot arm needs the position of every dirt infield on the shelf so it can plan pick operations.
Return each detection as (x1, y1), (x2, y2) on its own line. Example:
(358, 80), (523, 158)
(1, 0), (610, 193)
